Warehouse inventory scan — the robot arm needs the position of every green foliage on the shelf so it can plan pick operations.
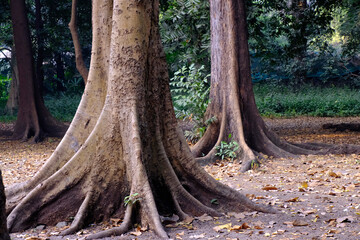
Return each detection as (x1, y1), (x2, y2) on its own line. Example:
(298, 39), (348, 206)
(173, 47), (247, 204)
(124, 193), (142, 206)
(160, 0), (210, 76)
(254, 83), (360, 117)
(335, 0), (360, 56)
(170, 64), (210, 121)
(44, 94), (81, 122)
(215, 134), (240, 161)
(0, 75), (10, 100)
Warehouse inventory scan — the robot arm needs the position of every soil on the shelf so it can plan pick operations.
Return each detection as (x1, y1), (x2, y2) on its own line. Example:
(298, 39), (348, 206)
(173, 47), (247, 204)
(1, 117), (360, 240)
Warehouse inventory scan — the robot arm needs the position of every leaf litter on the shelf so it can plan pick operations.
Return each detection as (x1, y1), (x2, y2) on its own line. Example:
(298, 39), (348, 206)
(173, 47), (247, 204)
(1, 117), (360, 239)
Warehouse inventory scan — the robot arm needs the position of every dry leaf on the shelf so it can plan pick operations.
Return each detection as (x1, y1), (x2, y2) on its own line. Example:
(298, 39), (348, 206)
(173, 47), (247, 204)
(227, 212), (246, 219)
(337, 216), (354, 223)
(262, 185), (278, 191)
(130, 231), (142, 236)
(292, 219), (309, 226)
(328, 171), (341, 178)
(285, 197), (299, 202)
(189, 234), (205, 239)
(197, 214), (213, 222)
(213, 223), (232, 232)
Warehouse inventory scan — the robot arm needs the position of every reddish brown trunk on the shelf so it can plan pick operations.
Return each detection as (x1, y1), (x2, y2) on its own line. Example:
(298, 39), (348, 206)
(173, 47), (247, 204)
(10, 0), (67, 142)
(192, 0), (360, 170)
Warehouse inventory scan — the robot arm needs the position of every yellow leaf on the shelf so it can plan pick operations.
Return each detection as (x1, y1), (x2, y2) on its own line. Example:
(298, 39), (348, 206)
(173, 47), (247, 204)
(300, 182), (308, 189)
(213, 223), (232, 232)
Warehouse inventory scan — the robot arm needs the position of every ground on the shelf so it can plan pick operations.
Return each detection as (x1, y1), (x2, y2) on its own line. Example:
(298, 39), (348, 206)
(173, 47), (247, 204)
(1, 117), (360, 240)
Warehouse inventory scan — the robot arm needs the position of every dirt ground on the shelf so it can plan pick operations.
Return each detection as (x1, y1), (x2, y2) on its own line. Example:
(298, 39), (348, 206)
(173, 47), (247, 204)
(1, 117), (360, 240)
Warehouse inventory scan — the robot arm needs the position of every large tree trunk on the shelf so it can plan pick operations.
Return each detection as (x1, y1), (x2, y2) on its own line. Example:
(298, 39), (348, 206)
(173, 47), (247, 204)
(0, 170), (10, 240)
(10, 0), (67, 142)
(6, 0), (273, 238)
(191, 0), (360, 171)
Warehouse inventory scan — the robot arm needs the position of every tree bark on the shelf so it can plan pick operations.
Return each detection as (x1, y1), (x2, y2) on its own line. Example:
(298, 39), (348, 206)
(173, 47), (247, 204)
(69, 0), (89, 84)
(191, 0), (360, 171)
(6, 0), (274, 238)
(10, 0), (67, 142)
(0, 170), (10, 240)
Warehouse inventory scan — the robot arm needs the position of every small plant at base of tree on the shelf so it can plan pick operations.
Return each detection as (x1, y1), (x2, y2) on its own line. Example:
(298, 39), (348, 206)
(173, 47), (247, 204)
(215, 134), (240, 161)
(124, 193), (142, 207)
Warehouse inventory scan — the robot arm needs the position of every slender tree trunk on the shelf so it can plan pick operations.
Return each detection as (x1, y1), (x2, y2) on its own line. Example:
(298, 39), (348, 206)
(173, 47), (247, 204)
(191, 0), (360, 171)
(55, 53), (66, 92)
(35, 0), (45, 96)
(6, 0), (274, 238)
(69, 0), (89, 84)
(10, 0), (67, 142)
(0, 170), (10, 240)
(5, 47), (19, 115)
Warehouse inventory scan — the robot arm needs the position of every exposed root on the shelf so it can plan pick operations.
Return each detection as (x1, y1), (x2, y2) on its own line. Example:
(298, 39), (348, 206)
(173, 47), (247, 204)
(86, 206), (132, 240)
(61, 191), (93, 236)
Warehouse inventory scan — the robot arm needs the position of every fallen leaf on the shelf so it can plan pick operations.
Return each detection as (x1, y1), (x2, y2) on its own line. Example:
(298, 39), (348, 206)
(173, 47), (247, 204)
(328, 171), (341, 178)
(337, 216), (354, 223)
(196, 214), (213, 222)
(227, 212), (246, 219)
(292, 219), (309, 226)
(285, 197), (299, 202)
(262, 185), (278, 191)
(189, 234), (205, 239)
(213, 223), (232, 232)
(130, 231), (142, 236)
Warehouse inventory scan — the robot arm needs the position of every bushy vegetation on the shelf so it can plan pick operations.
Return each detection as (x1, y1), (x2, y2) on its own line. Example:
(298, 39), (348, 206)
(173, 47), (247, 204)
(44, 94), (81, 122)
(255, 84), (360, 117)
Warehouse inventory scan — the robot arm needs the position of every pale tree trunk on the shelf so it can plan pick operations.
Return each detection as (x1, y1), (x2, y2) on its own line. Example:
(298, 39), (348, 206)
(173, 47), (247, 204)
(10, 0), (67, 142)
(191, 0), (360, 171)
(5, 47), (19, 115)
(0, 170), (10, 240)
(69, 0), (89, 84)
(6, 0), (274, 238)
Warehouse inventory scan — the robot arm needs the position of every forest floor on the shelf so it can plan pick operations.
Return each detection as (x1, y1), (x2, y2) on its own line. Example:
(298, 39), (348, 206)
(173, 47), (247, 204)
(1, 117), (360, 240)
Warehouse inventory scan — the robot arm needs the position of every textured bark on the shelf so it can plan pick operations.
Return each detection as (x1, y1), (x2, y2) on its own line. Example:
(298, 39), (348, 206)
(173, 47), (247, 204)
(191, 0), (360, 171)
(0, 170), (10, 240)
(10, 0), (67, 142)
(69, 0), (89, 84)
(6, 1), (274, 238)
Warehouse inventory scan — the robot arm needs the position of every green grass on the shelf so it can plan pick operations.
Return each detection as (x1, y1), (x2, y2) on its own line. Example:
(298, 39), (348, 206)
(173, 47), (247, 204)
(2, 85), (360, 124)
(0, 94), (81, 123)
(44, 94), (81, 122)
(254, 84), (360, 117)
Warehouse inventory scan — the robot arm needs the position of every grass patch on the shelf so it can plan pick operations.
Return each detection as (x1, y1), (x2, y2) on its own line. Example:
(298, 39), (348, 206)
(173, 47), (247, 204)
(44, 94), (81, 122)
(254, 83), (360, 117)
(0, 94), (81, 123)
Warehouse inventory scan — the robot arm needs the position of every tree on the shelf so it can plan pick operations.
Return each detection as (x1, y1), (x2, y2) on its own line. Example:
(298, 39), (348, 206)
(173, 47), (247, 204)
(69, 0), (89, 84)
(6, 0), (273, 238)
(0, 170), (10, 240)
(191, 0), (360, 170)
(10, 0), (67, 141)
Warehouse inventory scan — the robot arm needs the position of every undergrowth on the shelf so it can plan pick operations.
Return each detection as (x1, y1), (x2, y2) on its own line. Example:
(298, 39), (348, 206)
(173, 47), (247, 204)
(0, 94), (81, 123)
(254, 84), (360, 117)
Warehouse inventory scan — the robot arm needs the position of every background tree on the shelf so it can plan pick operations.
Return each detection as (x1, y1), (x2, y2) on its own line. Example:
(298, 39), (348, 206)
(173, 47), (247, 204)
(6, 0), (273, 238)
(10, 0), (67, 141)
(191, 0), (360, 170)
